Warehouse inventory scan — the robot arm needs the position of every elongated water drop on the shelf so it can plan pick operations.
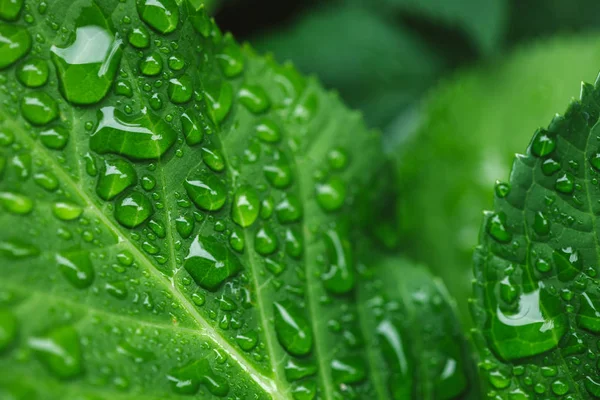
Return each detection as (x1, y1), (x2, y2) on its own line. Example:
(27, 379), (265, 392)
(0, 239), (39, 259)
(239, 84), (270, 114)
(0, 191), (33, 215)
(56, 251), (94, 289)
(52, 202), (83, 221)
(273, 301), (313, 356)
(90, 107), (177, 160)
(40, 126), (69, 150)
(255, 225), (278, 256)
(322, 228), (354, 294)
(184, 174), (227, 211)
(29, 326), (82, 379)
(201, 147), (225, 172)
(232, 186), (259, 227)
(137, 0), (179, 34)
(0, 309), (17, 351)
(21, 92), (58, 126)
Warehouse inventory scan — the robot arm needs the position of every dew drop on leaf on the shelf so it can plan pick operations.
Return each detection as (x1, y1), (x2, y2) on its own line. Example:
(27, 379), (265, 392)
(39, 126), (69, 150)
(284, 228), (303, 259)
(29, 326), (82, 379)
(0, 0), (23, 21)
(238, 84), (270, 114)
(181, 110), (203, 146)
(554, 172), (574, 194)
(530, 128), (556, 157)
(114, 191), (153, 228)
(254, 225), (278, 256)
(315, 177), (346, 212)
(16, 58), (48, 88)
(90, 107), (177, 160)
(0, 23), (31, 69)
(264, 152), (293, 189)
(201, 147), (225, 172)
(276, 194), (302, 224)
(486, 212), (511, 243)
(139, 52), (162, 76)
(331, 356), (366, 384)
(0, 239), (39, 259)
(52, 202), (83, 221)
(204, 80), (233, 124)
(128, 26), (150, 48)
(136, 0), (179, 34)
(235, 330), (258, 351)
(168, 75), (193, 104)
(273, 301), (313, 356)
(20, 92), (58, 126)
(0, 191), (33, 215)
(255, 118), (280, 143)
(322, 228), (355, 294)
(231, 185), (259, 228)
(284, 359), (317, 381)
(0, 309), (17, 351)
(184, 235), (242, 291)
(216, 40), (244, 78)
(96, 158), (137, 201)
(56, 251), (94, 289)
(184, 174), (227, 211)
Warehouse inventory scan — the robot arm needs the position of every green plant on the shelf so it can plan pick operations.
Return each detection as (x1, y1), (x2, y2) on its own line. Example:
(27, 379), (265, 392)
(0, 0), (475, 399)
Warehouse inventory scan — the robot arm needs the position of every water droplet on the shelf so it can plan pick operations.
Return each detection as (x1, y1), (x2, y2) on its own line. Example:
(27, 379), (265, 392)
(315, 177), (346, 212)
(139, 52), (162, 76)
(137, 0), (179, 34)
(216, 40), (244, 78)
(578, 292), (600, 333)
(327, 148), (348, 170)
(551, 379), (569, 395)
(181, 110), (203, 146)
(541, 158), (560, 176)
(235, 331), (258, 351)
(56, 251), (94, 289)
(232, 186), (259, 227)
(51, 6), (122, 105)
(16, 58), (49, 87)
(96, 158), (137, 200)
(205, 80), (233, 124)
(91, 107), (177, 160)
(11, 153), (30, 180)
(256, 118), (280, 143)
(331, 356), (366, 384)
(530, 129), (556, 157)
(0, 239), (39, 259)
(273, 301), (313, 356)
(555, 172), (574, 194)
(322, 228), (354, 294)
(0, 24), (31, 69)
(21, 92), (58, 125)
(167, 359), (229, 397)
(52, 202), (83, 221)
(486, 212), (511, 243)
(377, 319), (412, 399)
(114, 191), (153, 228)
(255, 225), (278, 256)
(201, 147), (225, 172)
(191, 292), (205, 306)
(33, 171), (59, 191)
(29, 326), (82, 379)
(488, 370), (510, 389)
(128, 26), (150, 48)
(168, 75), (193, 104)
(490, 286), (567, 361)
(141, 175), (156, 191)
(284, 359), (317, 381)
(184, 235), (242, 291)
(0, 191), (32, 214)
(284, 228), (303, 259)
(168, 53), (185, 71)
(40, 126), (69, 150)
(239, 84), (270, 114)
(184, 174), (227, 211)
(532, 211), (550, 236)
(117, 340), (155, 363)
(494, 181), (510, 198)
(105, 281), (127, 299)
(0, 0), (23, 21)
(276, 194), (302, 224)
(0, 308), (17, 351)
(535, 258), (551, 273)
(291, 381), (316, 400)
(264, 152), (293, 188)
(171, 216), (193, 241)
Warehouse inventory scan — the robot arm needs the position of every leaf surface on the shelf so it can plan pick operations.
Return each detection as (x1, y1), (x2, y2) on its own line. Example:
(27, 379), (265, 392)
(472, 66), (600, 397)
(0, 0), (385, 398)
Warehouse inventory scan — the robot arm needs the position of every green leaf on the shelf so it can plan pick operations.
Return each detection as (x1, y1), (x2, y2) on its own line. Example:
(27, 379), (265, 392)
(358, 255), (479, 399)
(392, 35), (600, 328)
(0, 0), (386, 398)
(471, 55), (600, 397)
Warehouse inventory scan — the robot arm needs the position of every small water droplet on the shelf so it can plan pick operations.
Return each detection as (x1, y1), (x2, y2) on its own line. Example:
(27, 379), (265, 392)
(52, 202), (83, 221)
(256, 118), (280, 143)
(239, 84), (270, 114)
(255, 225), (278, 256)
(128, 26), (150, 48)
(16, 58), (49, 87)
(137, 0), (179, 34)
(168, 75), (193, 104)
(39, 126), (69, 150)
(555, 172), (575, 194)
(96, 159), (137, 200)
(184, 235), (242, 291)
(216, 40), (244, 78)
(315, 177), (346, 212)
(184, 174), (227, 212)
(114, 191), (153, 228)
(530, 129), (556, 157)
(139, 52), (163, 76)
(201, 147), (225, 172)
(232, 186), (259, 228)
(276, 194), (302, 224)
(21, 92), (59, 125)
(56, 251), (94, 289)
(264, 152), (292, 188)
(181, 110), (203, 146)
(486, 212), (511, 243)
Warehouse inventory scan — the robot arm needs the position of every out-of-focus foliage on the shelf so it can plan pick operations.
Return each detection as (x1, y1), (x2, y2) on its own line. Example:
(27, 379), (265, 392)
(392, 35), (600, 326)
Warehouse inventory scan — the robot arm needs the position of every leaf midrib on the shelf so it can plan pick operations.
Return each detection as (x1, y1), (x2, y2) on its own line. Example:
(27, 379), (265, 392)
(5, 115), (281, 397)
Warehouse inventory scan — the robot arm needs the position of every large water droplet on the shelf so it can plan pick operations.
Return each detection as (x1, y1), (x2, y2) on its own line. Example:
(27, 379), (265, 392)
(264, 152), (293, 188)
(315, 177), (346, 212)
(167, 359), (229, 397)
(273, 301), (313, 356)
(0, 0), (23, 21)
(0, 23), (31, 69)
(40, 126), (69, 150)
(377, 319), (412, 399)
(486, 212), (511, 243)
(90, 107), (177, 160)
(530, 129), (556, 157)
(17, 58), (49, 88)
(128, 26), (150, 48)
(256, 118), (280, 143)
(322, 228), (354, 294)
(254, 225), (278, 256)
(56, 251), (94, 289)
(555, 172), (574, 194)
(201, 147), (225, 172)
(578, 292), (600, 333)
(181, 110), (203, 146)
(137, 0), (179, 34)
(231, 186), (259, 228)
(276, 194), (302, 224)
(21, 92), (59, 126)
(184, 235), (242, 291)
(184, 174), (227, 212)
(205, 80), (233, 124)
(235, 331), (258, 351)
(51, 5), (122, 105)
(490, 286), (567, 361)
(0, 191), (33, 215)
(331, 356), (366, 384)
(114, 191), (153, 228)
(216, 40), (244, 78)
(96, 158), (137, 200)
(168, 75), (193, 104)
(239, 84), (270, 114)
(29, 326), (82, 379)
(139, 52), (162, 76)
